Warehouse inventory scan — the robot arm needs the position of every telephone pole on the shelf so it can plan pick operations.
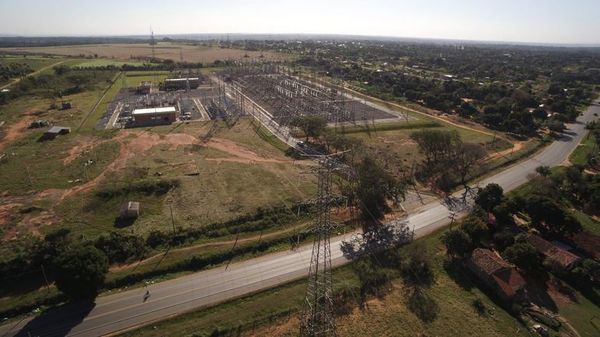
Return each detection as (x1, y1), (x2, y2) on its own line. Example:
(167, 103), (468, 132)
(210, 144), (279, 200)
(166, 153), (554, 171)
(300, 157), (337, 337)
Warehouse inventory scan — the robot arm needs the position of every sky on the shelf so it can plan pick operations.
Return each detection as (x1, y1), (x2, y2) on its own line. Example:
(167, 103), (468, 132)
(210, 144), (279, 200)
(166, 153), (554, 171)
(1, 0), (599, 45)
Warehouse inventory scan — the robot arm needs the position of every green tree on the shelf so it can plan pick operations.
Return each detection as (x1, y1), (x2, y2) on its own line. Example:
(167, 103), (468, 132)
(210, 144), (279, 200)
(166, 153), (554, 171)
(452, 142), (486, 187)
(54, 244), (109, 299)
(535, 165), (551, 177)
(475, 183), (504, 212)
(290, 115), (327, 142)
(353, 155), (405, 230)
(461, 216), (489, 245)
(502, 241), (541, 271)
(441, 229), (473, 259)
(522, 194), (582, 237)
(410, 129), (460, 166)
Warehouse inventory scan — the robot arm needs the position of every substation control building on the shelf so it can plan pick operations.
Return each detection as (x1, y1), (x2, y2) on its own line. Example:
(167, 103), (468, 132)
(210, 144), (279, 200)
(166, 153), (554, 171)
(132, 107), (177, 126)
(163, 78), (201, 91)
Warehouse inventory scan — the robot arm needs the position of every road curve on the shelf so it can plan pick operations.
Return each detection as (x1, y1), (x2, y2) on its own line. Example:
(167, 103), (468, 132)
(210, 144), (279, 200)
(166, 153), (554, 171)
(1, 99), (599, 337)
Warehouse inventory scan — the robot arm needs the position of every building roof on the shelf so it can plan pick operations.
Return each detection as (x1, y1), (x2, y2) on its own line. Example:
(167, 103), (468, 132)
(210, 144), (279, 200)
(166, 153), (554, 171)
(165, 78), (200, 82)
(470, 248), (513, 275)
(492, 268), (527, 299)
(528, 234), (581, 269)
(132, 107), (177, 115)
(571, 231), (600, 260)
(46, 126), (71, 134)
(470, 248), (526, 299)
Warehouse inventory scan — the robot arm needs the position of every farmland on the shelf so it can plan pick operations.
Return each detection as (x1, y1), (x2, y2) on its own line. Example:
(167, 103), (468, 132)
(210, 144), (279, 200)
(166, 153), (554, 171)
(0, 42), (287, 63)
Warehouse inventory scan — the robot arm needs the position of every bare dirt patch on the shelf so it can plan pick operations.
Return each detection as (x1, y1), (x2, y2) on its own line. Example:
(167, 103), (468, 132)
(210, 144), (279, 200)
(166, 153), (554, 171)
(205, 137), (285, 164)
(62, 136), (102, 165)
(0, 112), (38, 151)
(484, 141), (525, 162)
(244, 317), (299, 337)
(0, 202), (21, 227)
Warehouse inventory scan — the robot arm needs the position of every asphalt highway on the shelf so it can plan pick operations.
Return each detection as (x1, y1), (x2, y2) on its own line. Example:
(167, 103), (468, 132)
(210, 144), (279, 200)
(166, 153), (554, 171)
(1, 99), (598, 337)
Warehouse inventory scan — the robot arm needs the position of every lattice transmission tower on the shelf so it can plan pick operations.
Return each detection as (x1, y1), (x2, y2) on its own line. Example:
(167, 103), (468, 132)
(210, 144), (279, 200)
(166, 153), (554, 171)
(300, 157), (338, 337)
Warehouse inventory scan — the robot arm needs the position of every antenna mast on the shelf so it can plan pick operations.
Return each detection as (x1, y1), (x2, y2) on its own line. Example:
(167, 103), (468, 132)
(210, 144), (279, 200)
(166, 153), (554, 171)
(150, 26), (156, 60)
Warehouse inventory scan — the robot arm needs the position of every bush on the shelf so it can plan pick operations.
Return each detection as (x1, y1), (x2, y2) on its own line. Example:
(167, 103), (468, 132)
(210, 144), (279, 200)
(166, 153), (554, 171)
(472, 298), (487, 316)
(95, 179), (181, 199)
(95, 232), (147, 264)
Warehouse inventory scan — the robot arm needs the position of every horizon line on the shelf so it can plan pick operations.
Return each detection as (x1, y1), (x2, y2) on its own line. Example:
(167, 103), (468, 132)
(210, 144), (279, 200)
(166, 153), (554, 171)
(1, 32), (600, 48)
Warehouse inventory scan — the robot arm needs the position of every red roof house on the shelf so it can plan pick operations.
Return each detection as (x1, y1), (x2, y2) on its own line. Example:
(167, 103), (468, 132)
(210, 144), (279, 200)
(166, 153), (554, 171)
(527, 234), (581, 270)
(467, 248), (527, 301)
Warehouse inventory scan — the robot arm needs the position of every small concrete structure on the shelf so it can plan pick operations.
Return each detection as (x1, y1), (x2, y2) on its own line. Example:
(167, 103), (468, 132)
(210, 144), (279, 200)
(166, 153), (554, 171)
(120, 201), (140, 219)
(132, 107), (177, 126)
(40, 126), (71, 141)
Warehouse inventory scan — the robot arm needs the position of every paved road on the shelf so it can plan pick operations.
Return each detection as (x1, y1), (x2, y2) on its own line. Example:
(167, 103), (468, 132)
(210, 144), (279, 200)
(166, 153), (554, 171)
(1, 100), (598, 337)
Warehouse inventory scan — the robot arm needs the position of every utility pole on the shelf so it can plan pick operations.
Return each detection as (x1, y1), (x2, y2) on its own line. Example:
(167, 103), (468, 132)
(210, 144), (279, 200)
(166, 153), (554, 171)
(169, 204), (176, 234)
(300, 157), (337, 337)
(40, 264), (51, 293)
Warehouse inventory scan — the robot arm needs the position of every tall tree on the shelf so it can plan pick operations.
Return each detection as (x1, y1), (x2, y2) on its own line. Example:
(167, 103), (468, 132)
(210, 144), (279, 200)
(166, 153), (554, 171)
(475, 183), (504, 212)
(54, 244), (109, 299)
(352, 155), (406, 231)
(441, 229), (473, 259)
(452, 142), (486, 187)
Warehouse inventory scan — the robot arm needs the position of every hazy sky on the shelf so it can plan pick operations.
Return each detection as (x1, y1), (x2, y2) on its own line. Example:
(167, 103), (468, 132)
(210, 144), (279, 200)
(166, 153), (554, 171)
(1, 0), (599, 44)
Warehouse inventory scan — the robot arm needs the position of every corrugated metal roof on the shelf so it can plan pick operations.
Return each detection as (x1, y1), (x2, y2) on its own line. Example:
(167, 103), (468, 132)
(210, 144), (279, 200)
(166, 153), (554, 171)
(132, 107), (177, 115)
(165, 78), (199, 82)
(46, 126), (71, 134)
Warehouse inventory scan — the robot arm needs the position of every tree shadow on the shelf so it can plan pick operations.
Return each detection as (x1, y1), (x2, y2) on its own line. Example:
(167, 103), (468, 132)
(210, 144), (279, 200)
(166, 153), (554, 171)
(523, 273), (558, 313)
(113, 217), (136, 228)
(549, 278), (578, 303)
(556, 134), (573, 142)
(406, 288), (439, 323)
(10, 299), (95, 337)
(443, 259), (474, 291)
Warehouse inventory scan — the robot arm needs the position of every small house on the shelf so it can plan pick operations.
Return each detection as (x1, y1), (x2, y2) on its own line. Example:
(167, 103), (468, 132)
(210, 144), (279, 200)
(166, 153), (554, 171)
(527, 234), (582, 271)
(467, 248), (527, 302)
(571, 231), (600, 261)
(120, 201), (140, 219)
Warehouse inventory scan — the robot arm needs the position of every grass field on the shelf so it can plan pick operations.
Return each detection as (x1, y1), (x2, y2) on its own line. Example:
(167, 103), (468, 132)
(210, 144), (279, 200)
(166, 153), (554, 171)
(570, 132), (597, 166)
(343, 119), (512, 177)
(0, 43), (287, 64)
(53, 119), (316, 238)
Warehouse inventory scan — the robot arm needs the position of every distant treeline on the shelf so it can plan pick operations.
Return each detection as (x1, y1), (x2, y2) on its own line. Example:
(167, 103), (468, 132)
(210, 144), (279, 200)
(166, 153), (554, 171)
(0, 36), (149, 48)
